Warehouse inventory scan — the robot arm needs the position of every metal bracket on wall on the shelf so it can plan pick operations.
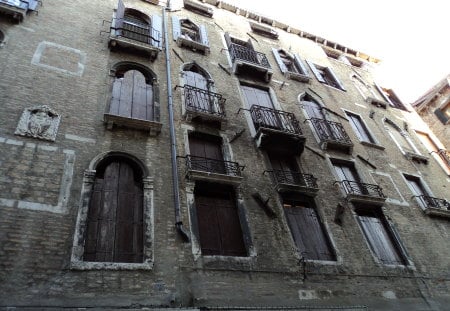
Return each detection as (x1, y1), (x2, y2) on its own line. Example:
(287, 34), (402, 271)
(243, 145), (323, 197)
(172, 48), (184, 62)
(252, 193), (277, 218)
(334, 203), (345, 225)
(218, 63), (231, 75)
(229, 128), (245, 143)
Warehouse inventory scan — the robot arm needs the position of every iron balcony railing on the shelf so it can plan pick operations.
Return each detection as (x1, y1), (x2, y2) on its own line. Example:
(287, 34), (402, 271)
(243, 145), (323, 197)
(414, 195), (449, 210)
(270, 170), (318, 188)
(228, 43), (271, 69)
(183, 84), (226, 117)
(186, 155), (243, 177)
(112, 20), (161, 46)
(250, 105), (303, 135)
(337, 180), (385, 198)
(309, 118), (352, 145)
(437, 149), (450, 167)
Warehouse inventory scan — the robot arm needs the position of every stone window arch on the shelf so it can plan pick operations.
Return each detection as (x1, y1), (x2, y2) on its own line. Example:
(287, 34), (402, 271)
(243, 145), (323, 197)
(71, 152), (154, 270)
(104, 62), (161, 135)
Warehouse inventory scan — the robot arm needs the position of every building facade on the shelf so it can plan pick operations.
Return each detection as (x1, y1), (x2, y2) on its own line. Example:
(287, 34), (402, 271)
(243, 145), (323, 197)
(0, 0), (449, 310)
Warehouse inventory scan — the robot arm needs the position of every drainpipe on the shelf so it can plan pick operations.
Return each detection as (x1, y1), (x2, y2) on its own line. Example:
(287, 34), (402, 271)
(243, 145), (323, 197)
(162, 6), (190, 242)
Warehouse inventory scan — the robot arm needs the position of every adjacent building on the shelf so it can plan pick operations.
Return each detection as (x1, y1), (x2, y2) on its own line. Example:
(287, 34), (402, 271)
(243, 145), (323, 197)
(0, 0), (449, 310)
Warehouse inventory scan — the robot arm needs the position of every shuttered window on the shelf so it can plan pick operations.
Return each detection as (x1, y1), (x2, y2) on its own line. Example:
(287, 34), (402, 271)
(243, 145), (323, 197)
(194, 184), (247, 256)
(272, 48), (309, 79)
(356, 208), (407, 265)
(404, 175), (430, 209)
(345, 111), (376, 143)
(189, 133), (226, 174)
(84, 159), (144, 263)
(109, 69), (155, 122)
(284, 200), (335, 261)
(172, 16), (209, 51)
(306, 61), (346, 91)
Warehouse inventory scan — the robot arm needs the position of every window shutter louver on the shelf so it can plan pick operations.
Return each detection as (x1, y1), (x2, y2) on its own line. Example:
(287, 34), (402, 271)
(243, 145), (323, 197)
(151, 14), (163, 49)
(272, 48), (287, 74)
(172, 15), (181, 41)
(293, 54), (309, 76)
(326, 67), (346, 91)
(306, 60), (326, 83)
(199, 24), (209, 47)
(115, 0), (126, 31)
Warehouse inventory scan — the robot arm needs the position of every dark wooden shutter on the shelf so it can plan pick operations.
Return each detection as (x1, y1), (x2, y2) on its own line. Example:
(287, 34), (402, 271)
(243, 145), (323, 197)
(115, 0), (126, 31)
(284, 203), (335, 261)
(434, 108), (449, 124)
(195, 190), (246, 256)
(110, 77), (123, 116)
(268, 153), (300, 184)
(151, 14), (162, 48)
(304, 100), (325, 120)
(326, 67), (346, 91)
(272, 48), (287, 74)
(306, 60), (326, 83)
(347, 112), (374, 143)
(294, 54), (309, 76)
(172, 15), (181, 41)
(84, 161), (143, 263)
(199, 24), (209, 47)
(189, 135), (225, 174)
(184, 70), (211, 112)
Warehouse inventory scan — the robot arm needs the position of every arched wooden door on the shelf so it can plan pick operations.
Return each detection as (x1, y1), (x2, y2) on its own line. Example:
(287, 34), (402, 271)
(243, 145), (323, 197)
(84, 160), (144, 263)
(110, 70), (154, 121)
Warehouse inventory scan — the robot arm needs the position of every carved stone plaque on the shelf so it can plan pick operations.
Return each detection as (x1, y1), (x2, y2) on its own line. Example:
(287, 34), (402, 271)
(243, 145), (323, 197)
(15, 105), (61, 141)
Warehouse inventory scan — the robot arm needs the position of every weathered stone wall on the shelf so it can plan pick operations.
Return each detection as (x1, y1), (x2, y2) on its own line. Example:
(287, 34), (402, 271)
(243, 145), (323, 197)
(0, 0), (449, 310)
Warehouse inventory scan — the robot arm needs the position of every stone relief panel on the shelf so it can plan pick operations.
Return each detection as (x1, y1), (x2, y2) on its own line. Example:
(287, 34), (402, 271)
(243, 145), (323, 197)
(15, 105), (61, 141)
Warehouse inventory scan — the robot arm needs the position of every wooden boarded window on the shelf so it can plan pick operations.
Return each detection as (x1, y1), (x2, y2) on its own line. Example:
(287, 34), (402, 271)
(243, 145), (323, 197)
(84, 159), (144, 263)
(283, 200), (335, 261)
(356, 208), (406, 265)
(188, 133), (225, 174)
(345, 111), (376, 143)
(194, 183), (247, 256)
(110, 69), (154, 121)
(268, 152), (301, 185)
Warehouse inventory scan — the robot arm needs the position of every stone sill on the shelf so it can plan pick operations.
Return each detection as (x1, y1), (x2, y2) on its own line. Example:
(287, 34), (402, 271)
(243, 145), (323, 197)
(232, 60), (273, 82)
(424, 207), (450, 218)
(187, 169), (243, 185)
(275, 182), (319, 197)
(104, 114), (162, 136)
(108, 35), (159, 60)
(286, 71), (311, 83)
(360, 141), (385, 150)
(346, 193), (386, 206)
(176, 37), (210, 54)
(70, 260), (153, 270)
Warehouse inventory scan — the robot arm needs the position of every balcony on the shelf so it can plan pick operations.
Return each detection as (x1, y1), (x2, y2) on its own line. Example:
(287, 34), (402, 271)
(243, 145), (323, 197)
(185, 155), (244, 185)
(183, 85), (226, 128)
(0, 0), (38, 22)
(414, 195), (450, 218)
(336, 180), (386, 205)
(108, 20), (161, 60)
(309, 118), (353, 153)
(229, 43), (273, 82)
(268, 170), (318, 196)
(251, 105), (305, 155)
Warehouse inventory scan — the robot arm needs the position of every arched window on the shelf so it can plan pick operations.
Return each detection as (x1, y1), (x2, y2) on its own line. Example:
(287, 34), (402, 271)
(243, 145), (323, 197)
(71, 152), (154, 269)
(105, 63), (161, 135)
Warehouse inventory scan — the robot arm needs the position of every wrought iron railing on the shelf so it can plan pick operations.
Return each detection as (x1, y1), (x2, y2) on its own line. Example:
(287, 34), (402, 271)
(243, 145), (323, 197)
(183, 85), (226, 117)
(228, 43), (271, 69)
(414, 195), (449, 210)
(337, 180), (385, 198)
(112, 20), (161, 46)
(250, 105), (303, 135)
(270, 170), (318, 188)
(437, 149), (450, 167)
(309, 118), (352, 145)
(186, 155), (243, 177)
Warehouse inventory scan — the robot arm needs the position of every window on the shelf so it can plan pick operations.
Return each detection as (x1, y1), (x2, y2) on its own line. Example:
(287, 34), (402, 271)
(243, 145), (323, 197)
(283, 198), (335, 261)
(384, 118), (427, 163)
(272, 48), (310, 82)
(375, 85), (407, 111)
(268, 153), (301, 185)
(434, 101), (450, 124)
(241, 84), (279, 129)
(415, 131), (450, 174)
(306, 61), (346, 91)
(355, 207), (408, 266)
(188, 133), (226, 174)
(194, 182), (247, 256)
(332, 160), (365, 195)
(351, 75), (387, 108)
(110, 0), (162, 54)
(105, 63), (161, 135)
(172, 16), (209, 54)
(71, 152), (154, 270)
(345, 111), (377, 144)
(0, 0), (39, 22)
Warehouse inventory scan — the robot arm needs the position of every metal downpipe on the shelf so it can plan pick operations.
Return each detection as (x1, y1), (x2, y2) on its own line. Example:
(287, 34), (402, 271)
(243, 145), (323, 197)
(162, 6), (190, 242)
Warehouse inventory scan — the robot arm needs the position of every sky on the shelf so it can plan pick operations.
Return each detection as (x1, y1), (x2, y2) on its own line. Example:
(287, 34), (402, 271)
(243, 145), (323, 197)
(226, 0), (450, 103)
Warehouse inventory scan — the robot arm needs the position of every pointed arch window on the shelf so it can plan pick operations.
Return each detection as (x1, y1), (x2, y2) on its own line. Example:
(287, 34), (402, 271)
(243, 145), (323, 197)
(105, 63), (161, 135)
(272, 48), (310, 82)
(172, 16), (210, 54)
(71, 152), (155, 270)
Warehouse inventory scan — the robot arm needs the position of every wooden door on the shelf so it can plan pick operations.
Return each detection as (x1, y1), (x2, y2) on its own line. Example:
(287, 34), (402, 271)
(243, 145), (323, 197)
(110, 70), (154, 121)
(184, 70), (212, 113)
(333, 162), (365, 195)
(84, 160), (143, 263)
(195, 191), (246, 256)
(284, 202), (335, 261)
(189, 135), (225, 174)
(241, 85), (280, 129)
(268, 153), (300, 185)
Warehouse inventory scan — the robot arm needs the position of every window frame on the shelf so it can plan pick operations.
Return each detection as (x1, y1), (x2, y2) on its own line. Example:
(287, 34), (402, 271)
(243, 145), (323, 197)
(172, 16), (210, 54)
(343, 110), (381, 148)
(306, 61), (346, 91)
(272, 48), (310, 82)
(414, 130), (450, 175)
(70, 152), (155, 270)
